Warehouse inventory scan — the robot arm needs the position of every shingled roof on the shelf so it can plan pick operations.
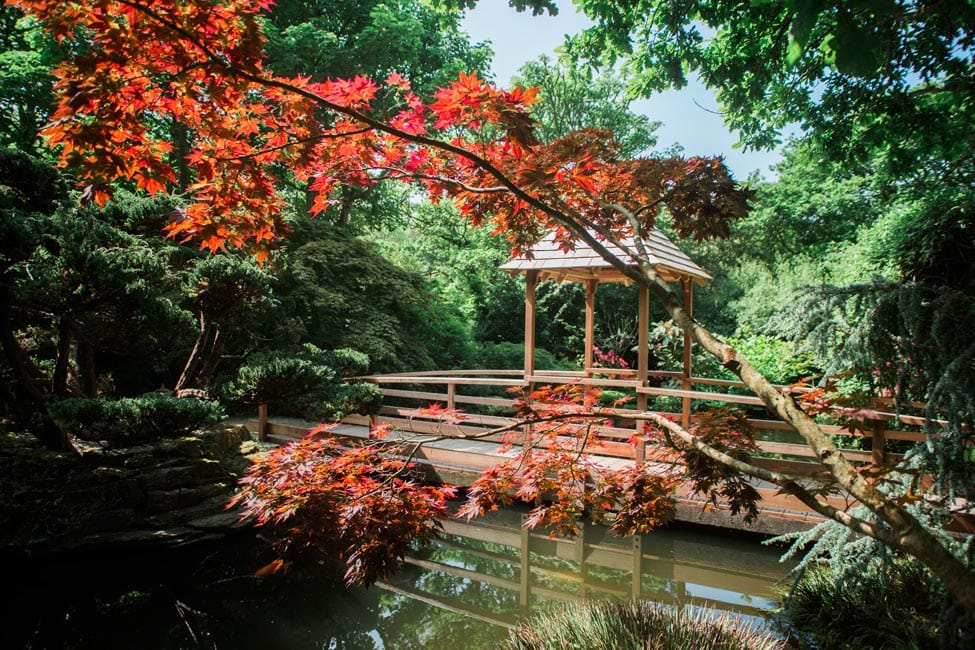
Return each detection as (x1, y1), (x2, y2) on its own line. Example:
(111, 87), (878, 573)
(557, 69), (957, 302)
(499, 229), (712, 284)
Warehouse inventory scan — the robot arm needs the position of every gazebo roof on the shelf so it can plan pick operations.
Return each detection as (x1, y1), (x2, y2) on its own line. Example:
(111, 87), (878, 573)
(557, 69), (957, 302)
(499, 229), (712, 284)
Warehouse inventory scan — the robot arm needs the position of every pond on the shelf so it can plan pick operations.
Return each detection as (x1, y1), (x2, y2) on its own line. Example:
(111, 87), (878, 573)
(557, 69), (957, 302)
(5, 505), (792, 649)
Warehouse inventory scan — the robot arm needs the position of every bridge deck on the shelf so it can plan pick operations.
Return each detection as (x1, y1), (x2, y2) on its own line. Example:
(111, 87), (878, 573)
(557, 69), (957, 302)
(246, 417), (830, 536)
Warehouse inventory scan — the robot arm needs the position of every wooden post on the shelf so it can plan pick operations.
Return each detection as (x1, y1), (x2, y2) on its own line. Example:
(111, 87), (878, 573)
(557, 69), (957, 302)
(576, 521), (588, 599)
(681, 280), (693, 429)
(523, 270), (538, 446)
(637, 283), (649, 413)
(257, 403), (268, 441)
(369, 379), (381, 428)
(520, 514), (531, 610)
(524, 270), (538, 380)
(631, 535), (642, 600)
(871, 419), (887, 469)
(634, 284), (650, 460)
(447, 382), (456, 410)
(584, 279), (597, 374)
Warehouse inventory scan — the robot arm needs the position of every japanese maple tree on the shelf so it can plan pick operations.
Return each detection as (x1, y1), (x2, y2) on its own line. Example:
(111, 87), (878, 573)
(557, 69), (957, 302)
(9, 0), (975, 617)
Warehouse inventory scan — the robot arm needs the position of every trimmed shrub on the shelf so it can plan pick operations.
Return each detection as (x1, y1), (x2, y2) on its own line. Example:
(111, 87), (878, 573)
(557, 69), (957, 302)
(50, 397), (225, 443)
(221, 344), (381, 421)
(503, 600), (784, 650)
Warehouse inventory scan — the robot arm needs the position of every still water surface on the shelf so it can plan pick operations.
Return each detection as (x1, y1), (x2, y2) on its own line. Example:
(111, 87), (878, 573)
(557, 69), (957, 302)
(9, 504), (792, 648)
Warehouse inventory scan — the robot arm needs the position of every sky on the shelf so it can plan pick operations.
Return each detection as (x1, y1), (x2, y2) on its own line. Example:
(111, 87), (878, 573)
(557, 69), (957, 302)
(460, 2), (785, 180)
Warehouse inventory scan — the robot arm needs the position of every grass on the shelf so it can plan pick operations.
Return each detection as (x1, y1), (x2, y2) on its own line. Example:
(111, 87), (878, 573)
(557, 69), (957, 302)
(501, 600), (785, 650)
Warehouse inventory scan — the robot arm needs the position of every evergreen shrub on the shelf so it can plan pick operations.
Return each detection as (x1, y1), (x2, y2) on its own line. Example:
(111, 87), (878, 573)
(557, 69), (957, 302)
(779, 556), (949, 649)
(221, 344), (381, 421)
(50, 396), (225, 443)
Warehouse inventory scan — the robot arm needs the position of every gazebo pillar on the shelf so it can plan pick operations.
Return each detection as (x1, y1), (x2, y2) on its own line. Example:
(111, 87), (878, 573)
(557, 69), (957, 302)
(524, 270), (538, 381)
(636, 284), (649, 412)
(681, 279), (693, 428)
(584, 279), (597, 374)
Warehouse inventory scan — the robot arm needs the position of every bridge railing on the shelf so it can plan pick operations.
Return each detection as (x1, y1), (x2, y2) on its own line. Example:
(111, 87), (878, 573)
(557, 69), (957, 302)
(345, 368), (931, 479)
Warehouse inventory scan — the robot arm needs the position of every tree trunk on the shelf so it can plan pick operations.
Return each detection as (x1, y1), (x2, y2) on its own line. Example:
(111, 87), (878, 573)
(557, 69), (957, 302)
(76, 338), (97, 397)
(194, 325), (224, 388)
(638, 260), (975, 614)
(0, 289), (72, 451)
(52, 317), (72, 396)
(171, 120), (192, 191)
(174, 314), (209, 392)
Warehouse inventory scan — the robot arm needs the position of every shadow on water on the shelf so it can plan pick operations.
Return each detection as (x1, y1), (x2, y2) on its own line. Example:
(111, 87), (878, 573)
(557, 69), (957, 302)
(3, 504), (793, 649)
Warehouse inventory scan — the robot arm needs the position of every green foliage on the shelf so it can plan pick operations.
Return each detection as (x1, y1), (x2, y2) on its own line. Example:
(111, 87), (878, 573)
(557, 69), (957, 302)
(512, 54), (659, 156)
(502, 600), (784, 650)
(0, 7), (61, 152)
(779, 557), (951, 650)
(221, 345), (381, 421)
(473, 341), (563, 371)
(726, 329), (817, 386)
(0, 146), (68, 216)
(321, 347), (370, 378)
(264, 0), (490, 96)
(791, 278), (975, 498)
(50, 396), (224, 443)
(772, 504), (973, 648)
(571, 1), (975, 163)
(279, 231), (473, 372)
(738, 140), (884, 269)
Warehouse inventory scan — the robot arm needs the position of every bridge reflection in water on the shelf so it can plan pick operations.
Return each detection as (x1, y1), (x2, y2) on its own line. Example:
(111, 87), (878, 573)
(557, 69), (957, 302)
(378, 505), (792, 636)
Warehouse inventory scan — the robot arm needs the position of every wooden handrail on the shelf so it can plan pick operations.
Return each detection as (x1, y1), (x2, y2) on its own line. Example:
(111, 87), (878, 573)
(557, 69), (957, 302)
(359, 368), (944, 475)
(360, 375), (529, 386)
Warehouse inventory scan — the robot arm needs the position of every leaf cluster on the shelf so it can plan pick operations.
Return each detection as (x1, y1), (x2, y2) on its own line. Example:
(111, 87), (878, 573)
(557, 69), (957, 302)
(230, 433), (457, 586)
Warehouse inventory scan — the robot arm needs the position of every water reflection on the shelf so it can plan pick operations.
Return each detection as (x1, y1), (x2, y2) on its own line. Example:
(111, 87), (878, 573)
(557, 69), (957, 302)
(372, 505), (791, 648)
(5, 505), (791, 649)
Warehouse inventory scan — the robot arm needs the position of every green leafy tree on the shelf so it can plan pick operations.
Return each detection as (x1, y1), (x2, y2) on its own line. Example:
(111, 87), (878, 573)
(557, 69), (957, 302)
(513, 54), (659, 157)
(265, 0), (490, 94)
(567, 0), (975, 160)
(0, 148), (70, 448)
(264, 0), (491, 232)
(222, 344), (381, 421)
(0, 6), (58, 152)
(278, 229), (472, 372)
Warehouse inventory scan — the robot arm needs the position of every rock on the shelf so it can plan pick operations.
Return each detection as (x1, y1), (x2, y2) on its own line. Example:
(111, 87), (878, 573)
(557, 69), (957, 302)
(146, 483), (230, 515)
(91, 466), (134, 482)
(198, 427), (254, 470)
(2, 424), (258, 553)
(186, 510), (243, 531)
(85, 508), (139, 532)
(239, 440), (262, 456)
(173, 436), (205, 458)
(141, 465), (198, 490)
(145, 488), (182, 514)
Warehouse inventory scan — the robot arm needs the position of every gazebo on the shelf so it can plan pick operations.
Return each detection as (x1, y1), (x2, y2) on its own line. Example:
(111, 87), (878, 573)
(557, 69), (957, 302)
(499, 229), (711, 426)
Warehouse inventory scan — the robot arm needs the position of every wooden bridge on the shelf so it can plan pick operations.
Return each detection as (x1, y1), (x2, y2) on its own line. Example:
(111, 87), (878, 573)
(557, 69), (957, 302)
(248, 366), (938, 536)
(248, 229), (956, 536)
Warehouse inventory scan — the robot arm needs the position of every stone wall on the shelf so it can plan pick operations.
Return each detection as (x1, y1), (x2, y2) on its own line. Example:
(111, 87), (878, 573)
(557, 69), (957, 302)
(0, 425), (266, 553)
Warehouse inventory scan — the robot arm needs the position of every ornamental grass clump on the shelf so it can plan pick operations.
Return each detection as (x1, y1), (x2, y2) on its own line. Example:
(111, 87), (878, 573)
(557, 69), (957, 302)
(502, 600), (785, 650)
(779, 557), (947, 650)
